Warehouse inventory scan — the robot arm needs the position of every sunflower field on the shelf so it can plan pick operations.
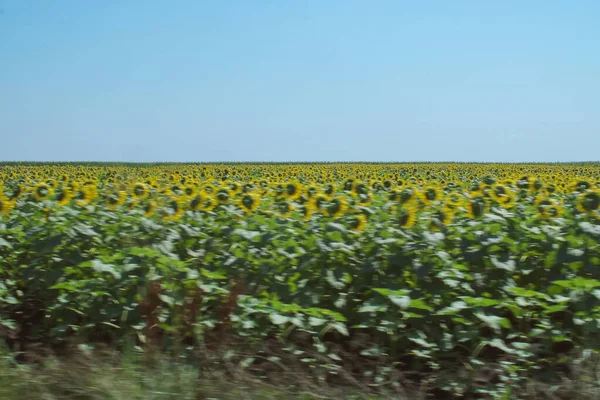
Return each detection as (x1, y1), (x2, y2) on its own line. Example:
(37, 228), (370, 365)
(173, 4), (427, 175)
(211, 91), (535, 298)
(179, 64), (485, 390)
(1, 162), (600, 397)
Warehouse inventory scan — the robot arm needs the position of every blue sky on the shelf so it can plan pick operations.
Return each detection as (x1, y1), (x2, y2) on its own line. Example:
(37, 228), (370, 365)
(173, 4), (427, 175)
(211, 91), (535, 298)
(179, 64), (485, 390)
(1, 1), (598, 162)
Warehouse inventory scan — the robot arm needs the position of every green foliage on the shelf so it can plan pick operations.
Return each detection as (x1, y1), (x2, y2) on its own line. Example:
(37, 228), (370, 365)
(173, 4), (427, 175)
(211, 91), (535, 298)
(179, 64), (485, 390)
(2, 162), (600, 398)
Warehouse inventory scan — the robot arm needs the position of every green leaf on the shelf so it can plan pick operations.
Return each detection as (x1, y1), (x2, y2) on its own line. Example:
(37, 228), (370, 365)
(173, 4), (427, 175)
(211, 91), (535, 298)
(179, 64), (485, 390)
(309, 317), (327, 327)
(201, 268), (227, 280)
(91, 260), (120, 279)
(269, 314), (290, 325)
(328, 322), (349, 336)
(233, 228), (261, 240)
(475, 312), (510, 331)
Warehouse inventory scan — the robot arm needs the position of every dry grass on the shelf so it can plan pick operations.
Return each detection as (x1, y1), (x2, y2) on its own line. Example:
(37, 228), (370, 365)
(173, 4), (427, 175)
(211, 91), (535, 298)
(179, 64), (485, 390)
(0, 345), (599, 400)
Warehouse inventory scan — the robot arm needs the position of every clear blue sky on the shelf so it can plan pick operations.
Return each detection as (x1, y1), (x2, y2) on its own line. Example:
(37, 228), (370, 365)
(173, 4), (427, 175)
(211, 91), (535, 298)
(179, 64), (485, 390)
(1, 1), (598, 162)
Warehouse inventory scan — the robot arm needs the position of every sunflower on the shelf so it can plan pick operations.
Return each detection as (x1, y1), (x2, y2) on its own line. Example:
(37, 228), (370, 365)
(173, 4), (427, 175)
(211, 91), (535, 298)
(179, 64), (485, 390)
(325, 197), (348, 218)
(420, 186), (442, 206)
(0, 196), (15, 217)
(55, 186), (73, 206)
(445, 192), (465, 207)
(105, 190), (127, 210)
(143, 201), (157, 217)
(576, 190), (600, 214)
(226, 181), (241, 195)
(33, 183), (53, 201)
(516, 176), (532, 191)
(397, 205), (417, 229)
(200, 195), (217, 212)
(183, 185), (197, 198)
(294, 203), (309, 221)
(342, 179), (355, 192)
(309, 195), (329, 215)
(491, 184), (509, 202)
(275, 200), (295, 218)
(6, 184), (23, 200)
(388, 190), (401, 203)
(202, 183), (216, 195)
(132, 182), (149, 199)
(273, 183), (286, 199)
(347, 214), (367, 231)
(398, 187), (418, 205)
(570, 179), (592, 194)
(189, 194), (205, 211)
(74, 186), (97, 206)
(440, 205), (457, 223)
(355, 193), (372, 206)
(322, 183), (336, 198)
(164, 197), (185, 221)
(353, 182), (369, 197)
(215, 187), (231, 205)
(545, 184), (557, 195)
(466, 196), (487, 219)
(497, 194), (516, 209)
(536, 197), (562, 219)
(239, 193), (261, 214)
(305, 185), (319, 199)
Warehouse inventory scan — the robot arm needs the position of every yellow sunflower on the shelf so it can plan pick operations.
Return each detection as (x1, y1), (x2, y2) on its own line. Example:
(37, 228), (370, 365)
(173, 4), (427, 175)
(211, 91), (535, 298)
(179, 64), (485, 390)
(164, 197), (185, 221)
(347, 214), (368, 231)
(536, 197), (562, 219)
(143, 201), (157, 217)
(131, 182), (149, 199)
(215, 187), (231, 205)
(275, 200), (295, 218)
(0, 196), (15, 217)
(200, 196), (217, 212)
(283, 181), (302, 200)
(420, 186), (442, 206)
(397, 205), (417, 229)
(299, 204), (313, 221)
(33, 182), (53, 201)
(105, 190), (127, 210)
(55, 186), (73, 206)
(325, 197), (349, 218)
(466, 196), (487, 219)
(239, 193), (261, 214)
(576, 189), (600, 214)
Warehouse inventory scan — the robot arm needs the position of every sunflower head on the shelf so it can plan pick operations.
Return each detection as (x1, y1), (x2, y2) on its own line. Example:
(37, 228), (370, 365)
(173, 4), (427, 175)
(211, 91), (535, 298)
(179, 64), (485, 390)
(536, 197), (562, 219)
(189, 194), (205, 211)
(466, 197), (486, 219)
(143, 201), (157, 217)
(33, 183), (53, 202)
(299, 204), (312, 222)
(347, 214), (367, 231)
(323, 183), (335, 197)
(353, 182), (369, 197)
(215, 188), (231, 204)
(421, 187), (442, 206)
(0, 197), (15, 217)
(325, 197), (348, 218)
(239, 193), (261, 213)
(105, 190), (127, 210)
(275, 200), (295, 218)
(399, 187), (416, 205)
(571, 179), (592, 194)
(397, 206), (417, 229)
(164, 197), (184, 221)
(343, 179), (355, 192)
(285, 182), (302, 200)
(55, 186), (73, 206)
(576, 190), (600, 214)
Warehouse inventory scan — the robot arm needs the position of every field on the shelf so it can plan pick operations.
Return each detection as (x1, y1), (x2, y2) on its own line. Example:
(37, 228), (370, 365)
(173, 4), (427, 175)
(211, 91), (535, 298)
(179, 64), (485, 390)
(1, 162), (600, 399)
